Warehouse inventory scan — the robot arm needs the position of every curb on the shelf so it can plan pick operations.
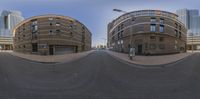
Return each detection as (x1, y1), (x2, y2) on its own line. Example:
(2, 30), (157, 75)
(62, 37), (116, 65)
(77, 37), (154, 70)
(8, 51), (95, 64)
(105, 51), (194, 69)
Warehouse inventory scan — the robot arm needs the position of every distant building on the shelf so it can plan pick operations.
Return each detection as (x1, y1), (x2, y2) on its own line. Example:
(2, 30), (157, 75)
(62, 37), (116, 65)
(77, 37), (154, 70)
(176, 9), (200, 50)
(0, 10), (24, 50)
(108, 10), (187, 55)
(13, 15), (92, 55)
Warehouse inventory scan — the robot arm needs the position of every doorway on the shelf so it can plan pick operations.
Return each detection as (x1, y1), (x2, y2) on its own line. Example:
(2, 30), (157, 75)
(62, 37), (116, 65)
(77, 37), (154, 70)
(138, 44), (142, 54)
(49, 45), (54, 55)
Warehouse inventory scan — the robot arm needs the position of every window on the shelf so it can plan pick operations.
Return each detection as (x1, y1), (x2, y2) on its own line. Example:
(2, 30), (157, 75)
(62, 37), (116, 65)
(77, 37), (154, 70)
(160, 18), (164, 24)
(31, 25), (38, 33)
(150, 18), (156, 23)
(150, 24), (156, 32)
(50, 23), (52, 26)
(159, 25), (164, 32)
(179, 26), (181, 30)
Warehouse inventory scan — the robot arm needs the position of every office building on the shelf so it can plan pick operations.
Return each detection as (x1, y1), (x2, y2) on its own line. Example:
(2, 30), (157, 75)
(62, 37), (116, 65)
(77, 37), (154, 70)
(176, 9), (200, 50)
(0, 10), (24, 50)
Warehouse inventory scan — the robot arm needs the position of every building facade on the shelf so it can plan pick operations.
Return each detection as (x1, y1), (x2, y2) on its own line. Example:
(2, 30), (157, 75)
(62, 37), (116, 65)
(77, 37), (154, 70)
(0, 10), (24, 50)
(176, 9), (200, 50)
(13, 15), (92, 55)
(108, 10), (187, 55)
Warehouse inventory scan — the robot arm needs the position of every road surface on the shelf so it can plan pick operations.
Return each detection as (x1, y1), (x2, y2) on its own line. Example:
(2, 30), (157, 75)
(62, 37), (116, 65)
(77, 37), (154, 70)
(0, 51), (200, 99)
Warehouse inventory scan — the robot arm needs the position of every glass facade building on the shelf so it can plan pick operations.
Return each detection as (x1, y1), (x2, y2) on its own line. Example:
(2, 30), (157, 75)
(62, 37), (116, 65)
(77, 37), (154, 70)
(176, 9), (200, 50)
(0, 10), (24, 50)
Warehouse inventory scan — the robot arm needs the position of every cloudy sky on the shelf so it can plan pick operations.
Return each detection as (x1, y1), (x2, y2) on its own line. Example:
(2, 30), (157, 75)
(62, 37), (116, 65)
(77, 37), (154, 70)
(0, 0), (200, 46)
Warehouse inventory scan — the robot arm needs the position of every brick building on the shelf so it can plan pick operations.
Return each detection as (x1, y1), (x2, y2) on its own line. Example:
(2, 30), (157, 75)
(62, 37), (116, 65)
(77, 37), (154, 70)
(108, 10), (187, 55)
(13, 15), (92, 55)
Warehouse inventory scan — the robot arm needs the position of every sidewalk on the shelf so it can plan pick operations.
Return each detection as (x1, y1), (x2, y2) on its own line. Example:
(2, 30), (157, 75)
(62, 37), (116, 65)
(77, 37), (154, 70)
(105, 50), (193, 66)
(9, 50), (94, 63)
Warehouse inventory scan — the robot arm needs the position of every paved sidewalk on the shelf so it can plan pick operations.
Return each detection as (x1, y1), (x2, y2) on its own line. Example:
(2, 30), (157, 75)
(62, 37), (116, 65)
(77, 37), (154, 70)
(105, 50), (193, 65)
(9, 50), (94, 63)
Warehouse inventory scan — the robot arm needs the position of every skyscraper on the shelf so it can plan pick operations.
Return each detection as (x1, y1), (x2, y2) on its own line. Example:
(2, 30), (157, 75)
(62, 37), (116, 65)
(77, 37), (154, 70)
(0, 10), (24, 37)
(0, 10), (24, 50)
(176, 9), (200, 36)
(176, 9), (200, 50)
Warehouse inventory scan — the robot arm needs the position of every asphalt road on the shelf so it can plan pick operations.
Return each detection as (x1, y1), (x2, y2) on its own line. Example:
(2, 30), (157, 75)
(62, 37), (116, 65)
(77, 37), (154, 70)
(0, 51), (200, 99)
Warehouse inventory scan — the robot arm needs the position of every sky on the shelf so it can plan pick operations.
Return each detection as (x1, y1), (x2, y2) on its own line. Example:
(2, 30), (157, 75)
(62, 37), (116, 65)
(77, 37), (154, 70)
(0, 0), (200, 47)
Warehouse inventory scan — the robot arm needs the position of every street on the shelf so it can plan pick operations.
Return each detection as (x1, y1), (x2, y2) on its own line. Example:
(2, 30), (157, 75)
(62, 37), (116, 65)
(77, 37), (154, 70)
(0, 51), (200, 99)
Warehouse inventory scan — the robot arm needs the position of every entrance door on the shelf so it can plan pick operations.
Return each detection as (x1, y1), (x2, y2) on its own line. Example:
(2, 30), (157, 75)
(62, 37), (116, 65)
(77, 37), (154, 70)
(138, 44), (142, 54)
(49, 45), (54, 55)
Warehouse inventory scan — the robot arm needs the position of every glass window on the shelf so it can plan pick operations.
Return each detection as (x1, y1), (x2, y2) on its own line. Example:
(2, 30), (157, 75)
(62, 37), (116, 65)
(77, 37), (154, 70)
(160, 25), (164, 32)
(150, 18), (156, 23)
(150, 25), (156, 32)
(31, 25), (38, 33)
(160, 18), (164, 24)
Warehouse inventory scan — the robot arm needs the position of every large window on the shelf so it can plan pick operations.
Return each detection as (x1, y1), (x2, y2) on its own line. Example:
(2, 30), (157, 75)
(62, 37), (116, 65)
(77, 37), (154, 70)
(159, 25), (164, 32)
(150, 24), (156, 32)
(31, 19), (38, 34)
